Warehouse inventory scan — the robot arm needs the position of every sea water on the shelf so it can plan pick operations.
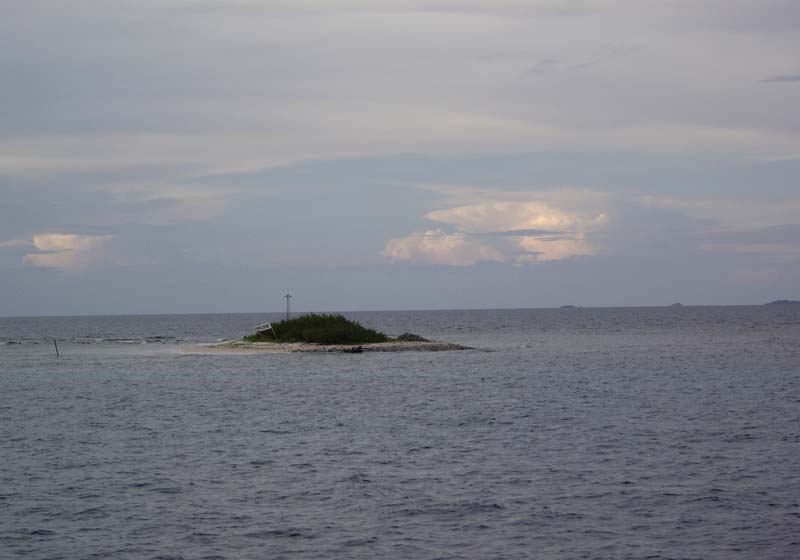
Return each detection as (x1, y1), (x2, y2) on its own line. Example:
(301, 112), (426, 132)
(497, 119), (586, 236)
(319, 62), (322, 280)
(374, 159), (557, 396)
(1, 307), (799, 559)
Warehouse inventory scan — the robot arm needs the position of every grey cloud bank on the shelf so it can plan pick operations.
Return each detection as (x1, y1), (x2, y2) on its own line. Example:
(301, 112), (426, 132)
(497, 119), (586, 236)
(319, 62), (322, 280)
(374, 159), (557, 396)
(1, 1), (798, 315)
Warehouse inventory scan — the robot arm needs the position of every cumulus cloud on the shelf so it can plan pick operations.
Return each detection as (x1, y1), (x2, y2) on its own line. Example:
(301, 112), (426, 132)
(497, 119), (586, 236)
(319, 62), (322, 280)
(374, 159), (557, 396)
(383, 229), (506, 266)
(23, 234), (114, 272)
(426, 201), (580, 232)
(385, 193), (607, 265)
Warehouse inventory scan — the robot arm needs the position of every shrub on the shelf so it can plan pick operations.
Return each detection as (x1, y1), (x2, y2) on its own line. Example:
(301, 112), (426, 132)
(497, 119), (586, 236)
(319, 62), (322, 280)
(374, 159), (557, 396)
(244, 314), (389, 345)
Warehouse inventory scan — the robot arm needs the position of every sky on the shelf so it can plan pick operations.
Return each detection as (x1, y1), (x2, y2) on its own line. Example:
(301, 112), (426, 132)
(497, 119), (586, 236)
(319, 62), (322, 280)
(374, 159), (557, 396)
(1, 0), (799, 316)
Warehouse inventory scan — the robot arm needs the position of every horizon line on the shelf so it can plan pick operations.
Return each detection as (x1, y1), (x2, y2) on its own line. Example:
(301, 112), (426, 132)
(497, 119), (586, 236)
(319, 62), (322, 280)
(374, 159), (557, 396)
(1, 301), (796, 320)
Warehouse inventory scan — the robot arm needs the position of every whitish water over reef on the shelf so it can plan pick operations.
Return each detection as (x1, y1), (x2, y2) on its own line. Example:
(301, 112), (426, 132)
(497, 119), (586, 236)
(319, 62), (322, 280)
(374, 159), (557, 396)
(1, 306), (799, 559)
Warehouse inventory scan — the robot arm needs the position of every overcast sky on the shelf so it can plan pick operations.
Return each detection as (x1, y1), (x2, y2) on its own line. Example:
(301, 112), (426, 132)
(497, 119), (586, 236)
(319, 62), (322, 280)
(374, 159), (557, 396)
(1, 0), (799, 315)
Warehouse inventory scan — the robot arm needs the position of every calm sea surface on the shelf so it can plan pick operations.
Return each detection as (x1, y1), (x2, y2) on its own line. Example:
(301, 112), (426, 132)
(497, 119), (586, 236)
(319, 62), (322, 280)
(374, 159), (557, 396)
(1, 307), (799, 559)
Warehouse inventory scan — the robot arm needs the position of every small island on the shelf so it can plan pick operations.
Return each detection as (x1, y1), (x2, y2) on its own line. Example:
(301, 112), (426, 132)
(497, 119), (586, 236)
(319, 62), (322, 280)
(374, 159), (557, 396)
(765, 300), (800, 306)
(186, 314), (470, 354)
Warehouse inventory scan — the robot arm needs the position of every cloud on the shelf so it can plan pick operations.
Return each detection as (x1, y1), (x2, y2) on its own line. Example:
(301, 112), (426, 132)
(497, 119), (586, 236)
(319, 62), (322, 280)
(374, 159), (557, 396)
(0, 239), (32, 249)
(696, 224), (800, 262)
(699, 224), (800, 245)
(638, 195), (800, 229)
(426, 200), (581, 232)
(528, 45), (641, 76)
(108, 185), (233, 225)
(762, 74), (800, 83)
(385, 193), (607, 265)
(3, 0), (800, 188)
(177, 0), (596, 18)
(1, 1), (799, 311)
(477, 228), (566, 237)
(383, 229), (506, 266)
(23, 234), (114, 272)
(701, 242), (800, 255)
(383, 182), (799, 267)
(515, 235), (595, 263)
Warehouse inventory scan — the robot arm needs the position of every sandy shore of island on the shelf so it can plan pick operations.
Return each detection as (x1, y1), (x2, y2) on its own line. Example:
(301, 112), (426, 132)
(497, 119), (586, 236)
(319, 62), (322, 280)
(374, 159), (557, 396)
(182, 339), (470, 354)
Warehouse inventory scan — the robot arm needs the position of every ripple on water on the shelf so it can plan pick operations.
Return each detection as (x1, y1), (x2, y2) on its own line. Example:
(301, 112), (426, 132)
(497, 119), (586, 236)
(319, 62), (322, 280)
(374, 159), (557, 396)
(1, 307), (799, 559)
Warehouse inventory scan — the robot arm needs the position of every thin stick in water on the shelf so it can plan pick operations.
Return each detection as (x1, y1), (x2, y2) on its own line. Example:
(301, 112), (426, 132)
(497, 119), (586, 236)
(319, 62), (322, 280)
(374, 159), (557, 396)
(53, 338), (60, 357)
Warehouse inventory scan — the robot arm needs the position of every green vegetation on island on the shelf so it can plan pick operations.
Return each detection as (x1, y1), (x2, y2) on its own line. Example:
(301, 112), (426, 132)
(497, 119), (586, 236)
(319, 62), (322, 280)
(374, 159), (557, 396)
(244, 313), (395, 345)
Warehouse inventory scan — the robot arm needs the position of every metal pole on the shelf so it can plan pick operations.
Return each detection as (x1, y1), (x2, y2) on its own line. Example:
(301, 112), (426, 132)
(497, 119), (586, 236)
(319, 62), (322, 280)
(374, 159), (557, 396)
(53, 338), (60, 358)
(285, 294), (291, 321)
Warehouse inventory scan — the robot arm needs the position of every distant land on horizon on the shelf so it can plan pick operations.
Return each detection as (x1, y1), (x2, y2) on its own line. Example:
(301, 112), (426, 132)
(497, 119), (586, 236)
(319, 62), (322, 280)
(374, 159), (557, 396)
(764, 300), (800, 306)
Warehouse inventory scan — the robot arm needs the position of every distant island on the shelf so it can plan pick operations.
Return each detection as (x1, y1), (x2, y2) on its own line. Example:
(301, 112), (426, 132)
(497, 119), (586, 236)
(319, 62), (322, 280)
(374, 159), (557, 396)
(560, 305), (578, 309)
(765, 300), (800, 306)
(244, 313), (389, 344)
(185, 313), (470, 354)
(669, 303), (683, 307)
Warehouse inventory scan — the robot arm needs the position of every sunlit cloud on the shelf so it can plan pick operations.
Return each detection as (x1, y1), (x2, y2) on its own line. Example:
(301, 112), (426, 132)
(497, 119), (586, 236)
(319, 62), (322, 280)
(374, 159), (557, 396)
(383, 229), (505, 266)
(23, 234), (114, 272)
(385, 195), (607, 265)
(426, 201), (579, 233)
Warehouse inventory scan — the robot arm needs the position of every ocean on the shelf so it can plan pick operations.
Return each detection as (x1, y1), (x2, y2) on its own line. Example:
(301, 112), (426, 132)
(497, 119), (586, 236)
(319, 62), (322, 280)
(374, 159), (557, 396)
(1, 306), (799, 559)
